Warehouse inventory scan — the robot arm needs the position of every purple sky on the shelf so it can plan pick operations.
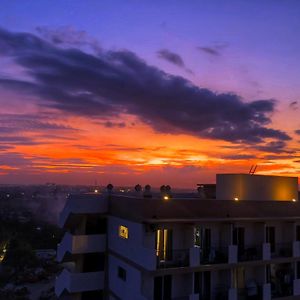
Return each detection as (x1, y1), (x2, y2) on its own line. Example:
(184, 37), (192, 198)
(0, 1), (299, 186)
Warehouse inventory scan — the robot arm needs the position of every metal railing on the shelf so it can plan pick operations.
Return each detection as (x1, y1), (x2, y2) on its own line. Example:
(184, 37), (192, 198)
(238, 244), (263, 262)
(271, 280), (293, 298)
(200, 246), (228, 264)
(237, 285), (262, 300)
(214, 285), (229, 300)
(156, 249), (189, 268)
(271, 243), (293, 258)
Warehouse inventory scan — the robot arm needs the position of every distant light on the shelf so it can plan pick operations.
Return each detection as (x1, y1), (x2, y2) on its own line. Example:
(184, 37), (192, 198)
(3, 249), (6, 253)
(163, 195), (169, 201)
(234, 197), (239, 201)
(292, 199), (297, 202)
(94, 189), (99, 193)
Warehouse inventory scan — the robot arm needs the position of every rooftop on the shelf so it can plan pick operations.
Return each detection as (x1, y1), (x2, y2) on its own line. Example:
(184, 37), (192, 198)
(110, 194), (300, 223)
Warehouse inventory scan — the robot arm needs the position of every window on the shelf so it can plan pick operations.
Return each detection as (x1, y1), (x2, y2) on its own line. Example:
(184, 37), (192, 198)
(296, 226), (300, 241)
(119, 225), (129, 239)
(297, 262), (300, 279)
(266, 226), (275, 253)
(194, 227), (211, 248)
(156, 229), (173, 261)
(118, 266), (126, 281)
(154, 275), (172, 300)
(194, 272), (210, 298)
(266, 265), (271, 283)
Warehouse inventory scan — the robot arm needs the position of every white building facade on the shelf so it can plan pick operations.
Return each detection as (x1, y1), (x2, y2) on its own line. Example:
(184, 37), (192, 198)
(55, 174), (300, 300)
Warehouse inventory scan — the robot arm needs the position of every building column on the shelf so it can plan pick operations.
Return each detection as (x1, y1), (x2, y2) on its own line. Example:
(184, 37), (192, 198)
(293, 262), (300, 296)
(228, 269), (237, 300)
(263, 265), (271, 300)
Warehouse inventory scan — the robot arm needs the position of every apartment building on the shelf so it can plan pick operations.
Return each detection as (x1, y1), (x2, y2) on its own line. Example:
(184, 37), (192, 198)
(55, 174), (300, 300)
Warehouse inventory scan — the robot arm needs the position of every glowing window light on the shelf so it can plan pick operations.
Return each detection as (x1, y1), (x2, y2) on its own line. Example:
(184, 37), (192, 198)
(234, 197), (239, 201)
(163, 195), (169, 200)
(119, 225), (129, 239)
(292, 199), (297, 202)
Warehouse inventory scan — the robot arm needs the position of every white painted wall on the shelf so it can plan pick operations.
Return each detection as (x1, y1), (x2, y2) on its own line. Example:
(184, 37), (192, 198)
(216, 174), (298, 201)
(108, 216), (156, 270)
(141, 273), (154, 300)
(108, 255), (147, 300)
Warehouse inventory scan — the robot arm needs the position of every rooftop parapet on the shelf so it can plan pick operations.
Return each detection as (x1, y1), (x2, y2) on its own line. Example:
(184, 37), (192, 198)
(216, 174), (298, 201)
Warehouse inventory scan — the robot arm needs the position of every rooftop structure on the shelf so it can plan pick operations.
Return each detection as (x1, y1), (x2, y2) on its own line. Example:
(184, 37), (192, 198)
(55, 173), (300, 300)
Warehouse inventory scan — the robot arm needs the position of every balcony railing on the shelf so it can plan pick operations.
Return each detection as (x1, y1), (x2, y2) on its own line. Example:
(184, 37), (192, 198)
(200, 247), (228, 264)
(214, 285), (229, 300)
(237, 285), (262, 299)
(238, 244), (263, 262)
(59, 194), (108, 228)
(270, 269), (294, 298)
(156, 249), (189, 268)
(271, 243), (293, 258)
(271, 281), (293, 298)
(57, 232), (106, 262)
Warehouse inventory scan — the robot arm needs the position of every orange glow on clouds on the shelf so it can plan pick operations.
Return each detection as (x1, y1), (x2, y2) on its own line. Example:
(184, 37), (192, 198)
(0, 108), (298, 187)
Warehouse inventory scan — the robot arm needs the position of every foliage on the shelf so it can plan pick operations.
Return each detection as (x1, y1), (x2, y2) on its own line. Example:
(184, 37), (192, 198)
(3, 238), (38, 271)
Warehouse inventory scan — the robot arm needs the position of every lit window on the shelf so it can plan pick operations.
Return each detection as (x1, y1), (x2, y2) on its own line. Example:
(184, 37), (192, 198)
(119, 225), (129, 239)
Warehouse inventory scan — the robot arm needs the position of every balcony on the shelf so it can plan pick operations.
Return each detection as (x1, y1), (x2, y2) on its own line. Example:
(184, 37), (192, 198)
(200, 246), (228, 265)
(55, 269), (104, 297)
(57, 232), (106, 262)
(272, 286), (293, 299)
(190, 246), (232, 266)
(59, 194), (108, 228)
(238, 244), (263, 262)
(237, 285), (263, 300)
(190, 286), (229, 300)
(271, 243), (293, 259)
(156, 249), (189, 268)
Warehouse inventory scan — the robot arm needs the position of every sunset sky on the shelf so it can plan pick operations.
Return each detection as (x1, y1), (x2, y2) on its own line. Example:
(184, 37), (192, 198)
(0, 0), (299, 187)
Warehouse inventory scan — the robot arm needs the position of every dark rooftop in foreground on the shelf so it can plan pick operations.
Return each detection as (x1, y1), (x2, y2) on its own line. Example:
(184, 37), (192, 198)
(110, 194), (300, 223)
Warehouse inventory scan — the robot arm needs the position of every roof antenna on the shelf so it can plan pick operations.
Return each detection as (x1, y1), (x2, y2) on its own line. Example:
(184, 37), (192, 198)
(249, 165), (257, 175)
(249, 165), (254, 174)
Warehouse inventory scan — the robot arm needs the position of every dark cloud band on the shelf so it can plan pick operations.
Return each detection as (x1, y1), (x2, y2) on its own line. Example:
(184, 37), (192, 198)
(0, 28), (291, 152)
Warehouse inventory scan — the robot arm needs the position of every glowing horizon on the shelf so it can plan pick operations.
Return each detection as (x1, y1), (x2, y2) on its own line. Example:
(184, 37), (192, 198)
(0, 1), (299, 187)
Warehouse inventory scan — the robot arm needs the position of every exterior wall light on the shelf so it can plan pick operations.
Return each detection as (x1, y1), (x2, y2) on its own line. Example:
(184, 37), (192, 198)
(163, 195), (169, 200)
(119, 225), (129, 239)
(234, 197), (239, 201)
(292, 199), (297, 202)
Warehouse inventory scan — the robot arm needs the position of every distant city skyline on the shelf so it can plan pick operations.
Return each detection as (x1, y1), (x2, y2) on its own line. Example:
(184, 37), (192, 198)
(0, 0), (299, 187)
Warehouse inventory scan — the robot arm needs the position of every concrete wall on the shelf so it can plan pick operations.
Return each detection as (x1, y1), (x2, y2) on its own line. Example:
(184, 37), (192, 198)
(108, 216), (156, 270)
(216, 174), (298, 201)
(108, 255), (147, 300)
